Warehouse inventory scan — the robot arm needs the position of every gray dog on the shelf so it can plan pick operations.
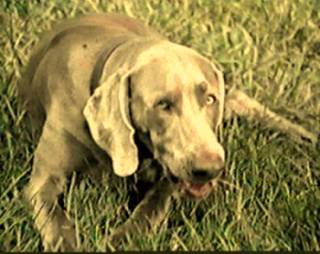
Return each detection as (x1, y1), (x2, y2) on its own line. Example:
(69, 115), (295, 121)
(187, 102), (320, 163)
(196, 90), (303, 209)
(19, 14), (317, 251)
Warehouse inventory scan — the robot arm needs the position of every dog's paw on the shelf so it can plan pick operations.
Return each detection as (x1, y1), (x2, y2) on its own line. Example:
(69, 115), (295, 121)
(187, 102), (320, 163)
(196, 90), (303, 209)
(43, 235), (76, 252)
(43, 234), (77, 252)
(107, 224), (131, 249)
(42, 216), (77, 251)
(107, 220), (143, 250)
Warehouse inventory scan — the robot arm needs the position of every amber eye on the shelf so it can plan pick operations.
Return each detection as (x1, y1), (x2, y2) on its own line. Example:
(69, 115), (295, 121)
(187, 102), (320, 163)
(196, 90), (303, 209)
(206, 94), (217, 105)
(155, 99), (173, 111)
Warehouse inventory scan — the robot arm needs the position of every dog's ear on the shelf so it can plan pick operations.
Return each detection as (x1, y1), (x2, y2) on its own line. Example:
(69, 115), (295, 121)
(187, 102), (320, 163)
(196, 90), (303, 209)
(83, 68), (138, 177)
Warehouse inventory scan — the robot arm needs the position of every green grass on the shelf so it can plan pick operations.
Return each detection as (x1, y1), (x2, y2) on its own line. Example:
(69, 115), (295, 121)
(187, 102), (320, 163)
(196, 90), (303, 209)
(1, 0), (319, 251)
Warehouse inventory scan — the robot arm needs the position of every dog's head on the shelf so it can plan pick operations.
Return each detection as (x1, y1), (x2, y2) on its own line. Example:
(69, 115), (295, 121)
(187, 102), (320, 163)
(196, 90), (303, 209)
(84, 40), (225, 199)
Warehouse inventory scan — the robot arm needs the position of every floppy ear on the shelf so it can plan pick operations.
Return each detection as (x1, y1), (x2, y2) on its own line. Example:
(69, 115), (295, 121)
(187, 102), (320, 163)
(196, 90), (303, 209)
(83, 68), (138, 177)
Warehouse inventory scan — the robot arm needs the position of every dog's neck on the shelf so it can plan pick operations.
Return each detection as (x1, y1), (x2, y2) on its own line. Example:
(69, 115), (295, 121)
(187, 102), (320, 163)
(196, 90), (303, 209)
(134, 131), (153, 160)
(90, 36), (131, 93)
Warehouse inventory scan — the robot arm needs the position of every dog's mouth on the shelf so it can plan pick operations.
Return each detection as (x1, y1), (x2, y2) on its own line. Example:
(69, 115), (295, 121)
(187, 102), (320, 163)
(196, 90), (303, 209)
(167, 171), (218, 200)
(181, 180), (218, 199)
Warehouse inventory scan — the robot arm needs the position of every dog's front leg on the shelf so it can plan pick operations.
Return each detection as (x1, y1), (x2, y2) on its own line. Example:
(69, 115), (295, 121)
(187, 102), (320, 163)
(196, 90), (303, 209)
(224, 89), (318, 145)
(108, 176), (177, 248)
(24, 122), (88, 251)
(24, 174), (76, 251)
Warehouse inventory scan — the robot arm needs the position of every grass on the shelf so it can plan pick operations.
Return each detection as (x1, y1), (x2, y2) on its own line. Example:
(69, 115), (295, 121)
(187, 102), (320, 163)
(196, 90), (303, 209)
(0, 0), (319, 251)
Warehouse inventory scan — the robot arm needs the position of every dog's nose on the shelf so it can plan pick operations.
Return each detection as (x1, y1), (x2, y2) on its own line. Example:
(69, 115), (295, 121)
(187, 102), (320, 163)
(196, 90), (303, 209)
(197, 150), (224, 167)
(190, 167), (224, 183)
(190, 149), (225, 183)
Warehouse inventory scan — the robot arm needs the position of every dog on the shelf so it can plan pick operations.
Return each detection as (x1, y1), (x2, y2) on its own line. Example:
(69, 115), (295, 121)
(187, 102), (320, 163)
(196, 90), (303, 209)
(18, 13), (318, 251)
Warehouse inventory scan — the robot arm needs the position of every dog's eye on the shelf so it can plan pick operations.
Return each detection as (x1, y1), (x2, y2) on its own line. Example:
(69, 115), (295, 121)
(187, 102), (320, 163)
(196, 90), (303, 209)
(155, 99), (173, 112)
(206, 94), (217, 105)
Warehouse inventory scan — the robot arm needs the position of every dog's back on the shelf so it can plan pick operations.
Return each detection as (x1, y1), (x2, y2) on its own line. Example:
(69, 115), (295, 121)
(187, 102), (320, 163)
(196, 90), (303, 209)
(18, 14), (162, 133)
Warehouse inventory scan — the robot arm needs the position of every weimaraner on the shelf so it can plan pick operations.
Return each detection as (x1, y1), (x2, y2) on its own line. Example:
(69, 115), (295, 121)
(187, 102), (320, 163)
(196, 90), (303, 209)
(19, 13), (318, 251)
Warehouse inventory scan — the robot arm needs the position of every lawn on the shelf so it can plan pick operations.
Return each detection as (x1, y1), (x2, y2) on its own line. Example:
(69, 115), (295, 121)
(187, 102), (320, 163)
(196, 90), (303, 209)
(0, 0), (319, 251)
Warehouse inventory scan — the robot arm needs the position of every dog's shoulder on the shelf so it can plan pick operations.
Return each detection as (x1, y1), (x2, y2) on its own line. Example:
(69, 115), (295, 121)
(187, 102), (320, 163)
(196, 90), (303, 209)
(19, 14), (162, 102)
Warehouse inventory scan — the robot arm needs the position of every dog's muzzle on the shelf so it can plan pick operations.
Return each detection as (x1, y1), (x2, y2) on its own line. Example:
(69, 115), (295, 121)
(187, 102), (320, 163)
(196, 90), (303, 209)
(181, 167), (224, 199)
(167, 166), (224, 199)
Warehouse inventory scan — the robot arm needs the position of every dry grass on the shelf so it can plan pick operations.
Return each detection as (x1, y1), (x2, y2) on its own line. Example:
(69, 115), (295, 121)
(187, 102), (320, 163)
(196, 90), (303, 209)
(0, 0), (319, 251)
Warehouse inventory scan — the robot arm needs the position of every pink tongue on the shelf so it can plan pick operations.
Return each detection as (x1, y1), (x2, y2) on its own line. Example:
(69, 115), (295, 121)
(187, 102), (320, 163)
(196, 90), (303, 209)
(190, 183), (205, 191)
